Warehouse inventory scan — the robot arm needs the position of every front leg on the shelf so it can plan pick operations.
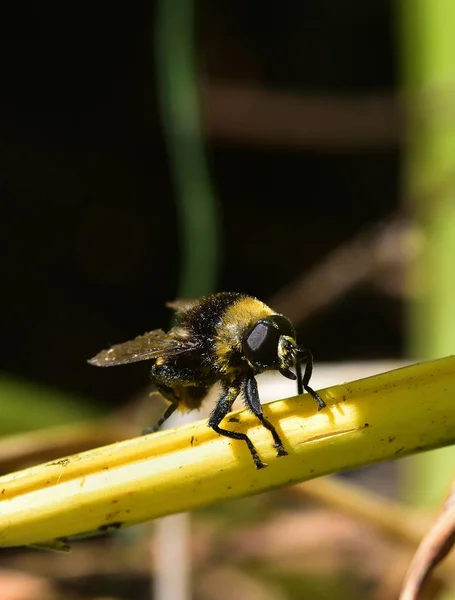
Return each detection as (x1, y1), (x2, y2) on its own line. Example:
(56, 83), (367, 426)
(243, 375), (288, 459)
(208, 379), (267, 470)
(296, 347), (326, 410)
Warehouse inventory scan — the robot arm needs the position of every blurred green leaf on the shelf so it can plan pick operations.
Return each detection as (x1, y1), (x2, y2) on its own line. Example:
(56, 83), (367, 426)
(0, 374), (104, 434)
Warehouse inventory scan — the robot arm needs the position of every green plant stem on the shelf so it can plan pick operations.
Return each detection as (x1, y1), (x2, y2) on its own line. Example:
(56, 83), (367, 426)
(155, 0), (219, 298)
(399, 0), (455, 508)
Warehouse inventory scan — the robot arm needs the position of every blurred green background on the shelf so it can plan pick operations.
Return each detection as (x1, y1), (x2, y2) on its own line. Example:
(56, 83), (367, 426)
(1, 0), (455, 599)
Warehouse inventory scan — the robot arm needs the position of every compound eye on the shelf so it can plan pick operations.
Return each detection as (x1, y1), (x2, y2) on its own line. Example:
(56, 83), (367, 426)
(243, 321), (280, 369)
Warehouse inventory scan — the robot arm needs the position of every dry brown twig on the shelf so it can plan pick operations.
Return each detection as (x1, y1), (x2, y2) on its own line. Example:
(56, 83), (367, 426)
(269, 215), (420, 325)
(400, 481), (455, 600)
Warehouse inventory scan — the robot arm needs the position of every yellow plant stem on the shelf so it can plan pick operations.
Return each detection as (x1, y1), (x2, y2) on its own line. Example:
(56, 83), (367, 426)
(0, 420), (133, 474)
(1, 355), (455, 549)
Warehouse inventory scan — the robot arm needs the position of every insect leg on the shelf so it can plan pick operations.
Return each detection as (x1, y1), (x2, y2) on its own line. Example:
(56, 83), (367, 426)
(243, 376), (287, 458)
(208, 381), (267, 470)
(297, 347), (326, 410)
(143, 363), (202, 435)
(142, 402), (177, 435)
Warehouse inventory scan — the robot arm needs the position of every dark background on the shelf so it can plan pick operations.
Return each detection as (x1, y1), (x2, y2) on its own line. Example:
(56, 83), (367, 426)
(0, 0), (400, 408)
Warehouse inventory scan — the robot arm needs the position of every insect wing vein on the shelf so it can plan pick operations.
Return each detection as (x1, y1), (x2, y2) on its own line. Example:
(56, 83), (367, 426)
(88, 329), (194, 367)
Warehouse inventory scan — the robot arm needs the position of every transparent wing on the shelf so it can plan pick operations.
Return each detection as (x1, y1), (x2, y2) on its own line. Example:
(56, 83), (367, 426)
(166, 298), (199, 313)
(88, 329), (194, 367)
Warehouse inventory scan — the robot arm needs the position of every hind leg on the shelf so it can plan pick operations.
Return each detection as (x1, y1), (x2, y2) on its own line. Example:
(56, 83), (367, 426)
(142, 400), (177, 435)
(143, 363), (208, 434)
